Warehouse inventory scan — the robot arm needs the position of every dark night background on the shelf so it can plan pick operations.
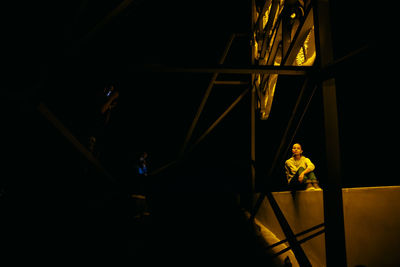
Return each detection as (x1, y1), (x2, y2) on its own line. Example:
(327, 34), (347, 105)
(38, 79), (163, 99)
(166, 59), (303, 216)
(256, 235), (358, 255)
(2, 0), (397, 263)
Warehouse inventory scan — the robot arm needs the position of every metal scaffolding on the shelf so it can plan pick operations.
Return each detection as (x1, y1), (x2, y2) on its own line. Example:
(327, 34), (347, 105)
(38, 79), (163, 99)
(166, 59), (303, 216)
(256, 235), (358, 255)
(149, 0), (353, 265)
(51, 1), (357, 265)
(250, 0), (347, 266)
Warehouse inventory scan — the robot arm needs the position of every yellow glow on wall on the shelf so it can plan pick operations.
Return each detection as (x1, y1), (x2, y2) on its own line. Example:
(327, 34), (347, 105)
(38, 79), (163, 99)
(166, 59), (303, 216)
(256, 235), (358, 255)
(295, 27), (315, 66)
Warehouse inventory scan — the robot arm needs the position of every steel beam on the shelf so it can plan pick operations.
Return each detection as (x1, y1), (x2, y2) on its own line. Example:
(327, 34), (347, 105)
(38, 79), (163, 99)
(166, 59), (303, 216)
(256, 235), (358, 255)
(151, 87), (250, 175)
(180, 33), (237, 156)
(213, 80), (249, 85)
(79, 0), (136, 45)
(143, 64), (313, 75)
(251, 0), (257, 205)
(191, 87), (250, 149)
(254, 0), (273, 34)
(313, 0), (347, 266)
(265, 191), (312, 266)
(281, 4), (314, 65)
(259, 0), (281, 59)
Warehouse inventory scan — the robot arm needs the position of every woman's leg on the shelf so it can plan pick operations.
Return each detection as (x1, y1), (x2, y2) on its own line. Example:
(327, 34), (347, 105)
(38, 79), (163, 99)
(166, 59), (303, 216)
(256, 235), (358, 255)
(294, 167), (314, 190)
(290, 167), (312, 190)
(304, 171), (322, 190)
(304, 171), (317, 182)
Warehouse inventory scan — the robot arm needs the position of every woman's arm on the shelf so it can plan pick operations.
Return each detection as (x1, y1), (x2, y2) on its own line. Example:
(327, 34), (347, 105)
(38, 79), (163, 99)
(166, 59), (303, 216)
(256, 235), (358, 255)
(299, 158), (315, 182)
(298, 167), (312, 182)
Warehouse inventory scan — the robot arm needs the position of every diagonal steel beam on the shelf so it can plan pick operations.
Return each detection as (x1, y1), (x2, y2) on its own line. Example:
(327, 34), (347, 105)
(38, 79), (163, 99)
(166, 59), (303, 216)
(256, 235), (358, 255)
(150, 87), (250, 176)
(254, 0), (273, 34)
(266, 223), (325, 251)
(190, 87), (250, 150)
(37, 102), (115, 182)
(265, 191), (312, 266)
(179, 33), (237, 156)
(273, 229), (326, 258)
(281, 4), (314, 65)
(77, 0), (138, 46)
(259, 0), (281, 60)
(143, 64), (313, 75)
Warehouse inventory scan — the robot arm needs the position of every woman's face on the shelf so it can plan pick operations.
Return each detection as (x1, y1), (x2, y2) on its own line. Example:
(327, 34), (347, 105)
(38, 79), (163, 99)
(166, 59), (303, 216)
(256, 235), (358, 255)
(292, 144), (303, 156)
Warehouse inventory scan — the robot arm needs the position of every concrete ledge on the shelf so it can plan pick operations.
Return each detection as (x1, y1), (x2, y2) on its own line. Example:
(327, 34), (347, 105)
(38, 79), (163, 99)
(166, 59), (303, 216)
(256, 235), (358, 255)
(254, 186), (400, 267)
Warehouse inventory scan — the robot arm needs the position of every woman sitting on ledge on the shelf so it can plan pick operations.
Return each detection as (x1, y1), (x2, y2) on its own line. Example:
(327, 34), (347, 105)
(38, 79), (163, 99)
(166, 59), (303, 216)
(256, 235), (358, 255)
(285, 143), (322, 191)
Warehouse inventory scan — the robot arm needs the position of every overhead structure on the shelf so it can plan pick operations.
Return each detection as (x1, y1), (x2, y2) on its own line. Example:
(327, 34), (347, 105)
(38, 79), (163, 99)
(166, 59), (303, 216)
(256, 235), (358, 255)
(252, 0), (315, 120)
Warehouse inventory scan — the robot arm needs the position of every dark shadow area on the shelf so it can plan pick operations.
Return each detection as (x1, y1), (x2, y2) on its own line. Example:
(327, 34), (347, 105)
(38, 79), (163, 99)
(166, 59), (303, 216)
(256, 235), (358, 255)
(129, 192), (278, 265)
(2, 95), (276, 264)
(329, 1), (397, 188)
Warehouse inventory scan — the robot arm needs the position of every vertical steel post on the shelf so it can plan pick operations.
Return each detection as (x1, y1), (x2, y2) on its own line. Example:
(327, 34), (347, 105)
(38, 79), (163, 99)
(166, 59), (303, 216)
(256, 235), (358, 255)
(250, 0), (256, 204)
(313, 0), (347, 266)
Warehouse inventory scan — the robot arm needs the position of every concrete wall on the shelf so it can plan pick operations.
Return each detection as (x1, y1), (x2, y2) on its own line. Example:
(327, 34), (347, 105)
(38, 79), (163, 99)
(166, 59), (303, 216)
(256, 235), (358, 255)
(254, 186), (400, 267)
(342, 186), (400, 267)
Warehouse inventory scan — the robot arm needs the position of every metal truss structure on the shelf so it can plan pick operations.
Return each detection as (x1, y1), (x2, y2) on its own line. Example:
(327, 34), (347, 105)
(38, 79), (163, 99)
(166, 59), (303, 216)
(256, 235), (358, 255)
(252, 0), (316, 120)
(34, 1), (352, 265)
(250, 0), (347, 266)
(138, 1), (348, 265)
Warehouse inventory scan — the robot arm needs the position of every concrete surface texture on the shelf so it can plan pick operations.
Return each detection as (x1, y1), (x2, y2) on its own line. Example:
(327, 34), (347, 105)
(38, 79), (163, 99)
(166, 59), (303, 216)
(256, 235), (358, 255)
(255, 186), (400, 267)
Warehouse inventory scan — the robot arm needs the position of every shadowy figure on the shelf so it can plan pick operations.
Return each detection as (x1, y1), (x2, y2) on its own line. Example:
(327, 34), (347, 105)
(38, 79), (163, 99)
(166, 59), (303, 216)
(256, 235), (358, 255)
(137, 151), (148, 178)
(87, 83), (119, 160)
(131, 151), (150, 219)
(285, 143), (321, 194)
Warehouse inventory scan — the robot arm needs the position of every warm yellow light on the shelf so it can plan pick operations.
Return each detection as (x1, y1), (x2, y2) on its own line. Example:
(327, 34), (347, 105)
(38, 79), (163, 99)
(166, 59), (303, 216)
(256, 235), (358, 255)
(260, 74), (277, 120)
(253, 0), (314, 120)
(295, 26), (315, 66)
(253, 33), (259, 60)
(262, 3), (273, 29)
(296, 47), (306, 66)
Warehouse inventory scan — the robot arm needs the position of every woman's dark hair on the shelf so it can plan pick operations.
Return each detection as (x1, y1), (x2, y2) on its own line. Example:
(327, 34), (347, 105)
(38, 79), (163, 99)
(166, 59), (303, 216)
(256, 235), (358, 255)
(293, 142), (302, 149)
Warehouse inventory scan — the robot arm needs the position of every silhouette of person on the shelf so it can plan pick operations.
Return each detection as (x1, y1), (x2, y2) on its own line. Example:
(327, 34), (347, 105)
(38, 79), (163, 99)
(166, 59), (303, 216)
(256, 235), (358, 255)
(138, 151), (148, 177)
(131, 152), (150, 219)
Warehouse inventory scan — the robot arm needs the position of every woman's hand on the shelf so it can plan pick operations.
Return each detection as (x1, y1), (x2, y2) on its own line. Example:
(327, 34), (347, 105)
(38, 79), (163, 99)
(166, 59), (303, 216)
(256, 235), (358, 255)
(298, 172), (305, 183)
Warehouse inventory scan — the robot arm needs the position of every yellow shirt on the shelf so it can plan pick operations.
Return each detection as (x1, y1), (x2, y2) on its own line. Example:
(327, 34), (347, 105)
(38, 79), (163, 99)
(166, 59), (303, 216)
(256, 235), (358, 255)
(285, 156), (315, 183)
